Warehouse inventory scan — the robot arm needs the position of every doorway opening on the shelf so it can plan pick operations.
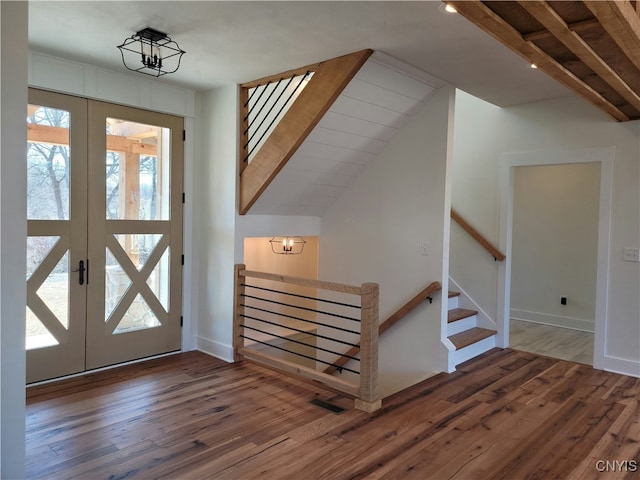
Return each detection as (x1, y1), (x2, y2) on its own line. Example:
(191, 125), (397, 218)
(509, 163), (600, 365)
(499, 147), (613, 370)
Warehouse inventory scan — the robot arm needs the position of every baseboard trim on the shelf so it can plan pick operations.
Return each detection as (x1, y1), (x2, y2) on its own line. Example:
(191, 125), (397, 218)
(603, 355), (640, 378)
(196, 336), (234, 363)
(510, 309), (594, 333)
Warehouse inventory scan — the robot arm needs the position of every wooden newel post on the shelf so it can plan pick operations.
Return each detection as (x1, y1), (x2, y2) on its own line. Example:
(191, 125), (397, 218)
(233, 264), (246, 362)
(356, 282), (381, 413)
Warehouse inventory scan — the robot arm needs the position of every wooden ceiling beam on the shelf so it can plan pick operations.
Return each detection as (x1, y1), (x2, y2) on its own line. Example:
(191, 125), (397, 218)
(523, 18), (600, 42)
(448, 1), (629, 121)
(584, 1), (640, 73)
(518, 1), (640, 112)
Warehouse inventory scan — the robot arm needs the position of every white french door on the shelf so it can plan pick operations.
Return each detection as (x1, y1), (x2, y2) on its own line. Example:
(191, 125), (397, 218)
(26, 89), (183, 383)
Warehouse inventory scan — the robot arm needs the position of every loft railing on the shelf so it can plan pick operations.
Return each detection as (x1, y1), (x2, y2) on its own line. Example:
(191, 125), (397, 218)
(451, 209), (506, 261)
(238, 49), (372, 214)
(240, 70), (313, 168)
(233, 264), (381, 413)
(324, 281), (442, 375)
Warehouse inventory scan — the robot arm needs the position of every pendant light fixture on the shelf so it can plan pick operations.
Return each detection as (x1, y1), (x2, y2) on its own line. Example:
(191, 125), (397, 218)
(269, 236), (306, 255)
(118, 27), (185, 77)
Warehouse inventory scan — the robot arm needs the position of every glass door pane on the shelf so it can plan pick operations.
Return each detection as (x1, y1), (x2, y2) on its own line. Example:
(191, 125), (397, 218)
(86, 101), (183, 370)
(26, 89), (88, 384)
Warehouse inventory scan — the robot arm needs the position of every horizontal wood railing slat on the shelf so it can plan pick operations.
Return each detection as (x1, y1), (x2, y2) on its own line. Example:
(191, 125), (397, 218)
(324, 281), (442, 375)
(241, 269), (363, 295)
(450, 209), (506, 261)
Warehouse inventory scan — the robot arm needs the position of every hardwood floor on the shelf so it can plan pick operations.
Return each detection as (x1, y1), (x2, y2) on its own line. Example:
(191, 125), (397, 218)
(510, 319), (594, 365)
(26, 349), (639, 479)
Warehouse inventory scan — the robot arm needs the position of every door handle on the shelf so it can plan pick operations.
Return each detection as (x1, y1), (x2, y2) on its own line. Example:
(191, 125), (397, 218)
(72, 260), (85, 285)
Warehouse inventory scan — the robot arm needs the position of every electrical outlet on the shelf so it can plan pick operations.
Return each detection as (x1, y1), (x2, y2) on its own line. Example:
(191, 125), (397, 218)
(623, 247), (640, 262)
(560, 296), (567, 305)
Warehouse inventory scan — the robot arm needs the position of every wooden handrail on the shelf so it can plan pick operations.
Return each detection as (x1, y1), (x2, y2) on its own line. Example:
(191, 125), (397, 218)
(450, 209), (506, 261)
(323, 281), (442, 375)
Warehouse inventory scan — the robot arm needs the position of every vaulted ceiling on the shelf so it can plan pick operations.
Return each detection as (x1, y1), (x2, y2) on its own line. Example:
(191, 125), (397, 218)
(449, 1), (640, 122)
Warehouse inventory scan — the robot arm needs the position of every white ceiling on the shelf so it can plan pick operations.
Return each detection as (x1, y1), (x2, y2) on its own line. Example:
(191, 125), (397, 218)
(28, 1), (572, 107)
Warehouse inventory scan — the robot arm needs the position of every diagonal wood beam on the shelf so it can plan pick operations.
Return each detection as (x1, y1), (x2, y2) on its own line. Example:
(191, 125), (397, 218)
(448, 1), (629, 121)
(518, 1), (640, 113)
(239, 49), (373, 215)
(583, 0), (640, 73)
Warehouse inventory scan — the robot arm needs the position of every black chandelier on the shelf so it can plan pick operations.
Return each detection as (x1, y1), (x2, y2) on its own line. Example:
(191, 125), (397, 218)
(117, 27), (185, 77)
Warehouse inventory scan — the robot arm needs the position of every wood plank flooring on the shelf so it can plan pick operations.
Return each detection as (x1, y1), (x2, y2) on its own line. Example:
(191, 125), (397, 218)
(26, 349), (639, 479)
(510, 319), (594, 365)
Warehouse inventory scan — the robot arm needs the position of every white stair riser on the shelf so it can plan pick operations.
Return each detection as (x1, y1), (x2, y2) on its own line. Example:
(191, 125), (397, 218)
(448, 296), (459, 310)
(452, 334), (496, 367)
(447, 315), (476, 336)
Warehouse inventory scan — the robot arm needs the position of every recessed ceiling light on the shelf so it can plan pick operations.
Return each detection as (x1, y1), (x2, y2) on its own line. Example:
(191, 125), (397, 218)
(444, 3), (457, 13)
(530, 63), (538, 69)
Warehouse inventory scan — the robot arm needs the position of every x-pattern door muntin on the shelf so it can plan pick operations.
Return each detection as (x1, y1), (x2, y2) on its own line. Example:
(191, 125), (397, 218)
(26, 89), (183, 383)
(104, 231), (169, 334)
(27, 236), (70, 344)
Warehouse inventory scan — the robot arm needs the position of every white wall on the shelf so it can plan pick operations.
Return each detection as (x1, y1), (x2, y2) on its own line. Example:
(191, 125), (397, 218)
(319, 86), (455, 396)
(195, 87), (238, 361)
(511, 163), (600, 332)
(449, 93), (502, 322)
(452, 90), (640, 376)
(29, 52), (195, 118)
(1, 2), (28, 477)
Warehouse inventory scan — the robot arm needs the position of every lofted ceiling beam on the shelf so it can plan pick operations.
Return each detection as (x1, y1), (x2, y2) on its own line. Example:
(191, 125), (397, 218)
(518, 0), (640, 112)
(583, 0), (640, 73)
(448, 1), (629, 121)
(523, 18), (600, 42)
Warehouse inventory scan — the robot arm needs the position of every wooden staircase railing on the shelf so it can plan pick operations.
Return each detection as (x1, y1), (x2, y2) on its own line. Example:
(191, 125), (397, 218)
(238, 49), (372, 215)
(324, 281), (442, 375)
(233, 264), (381, 412)
(450, 208), (506, 261)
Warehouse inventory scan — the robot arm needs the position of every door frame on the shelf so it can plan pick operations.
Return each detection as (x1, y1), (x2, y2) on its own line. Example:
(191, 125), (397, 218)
(26, 89), (185, 381)
(498, 146), (614, 370)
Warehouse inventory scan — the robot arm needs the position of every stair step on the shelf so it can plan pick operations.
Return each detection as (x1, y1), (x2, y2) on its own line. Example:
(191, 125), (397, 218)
(448, 291), (460, 298)
(449, 327), (496, 350)
(447, 308), (478, 323)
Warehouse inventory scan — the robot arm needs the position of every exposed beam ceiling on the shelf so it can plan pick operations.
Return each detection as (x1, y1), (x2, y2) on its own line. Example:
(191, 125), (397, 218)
(449, 0), (640, 122)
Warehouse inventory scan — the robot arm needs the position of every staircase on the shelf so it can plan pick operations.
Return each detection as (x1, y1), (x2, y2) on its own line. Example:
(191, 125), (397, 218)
(447, 291), (497, 367)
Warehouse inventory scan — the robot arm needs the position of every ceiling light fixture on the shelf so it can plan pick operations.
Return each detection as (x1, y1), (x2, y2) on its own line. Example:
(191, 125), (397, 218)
(269, 236), (306, 255)
(444, 3), (458, 13)
(530, 63), (538, 69)
(118, 27), (185, 77)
